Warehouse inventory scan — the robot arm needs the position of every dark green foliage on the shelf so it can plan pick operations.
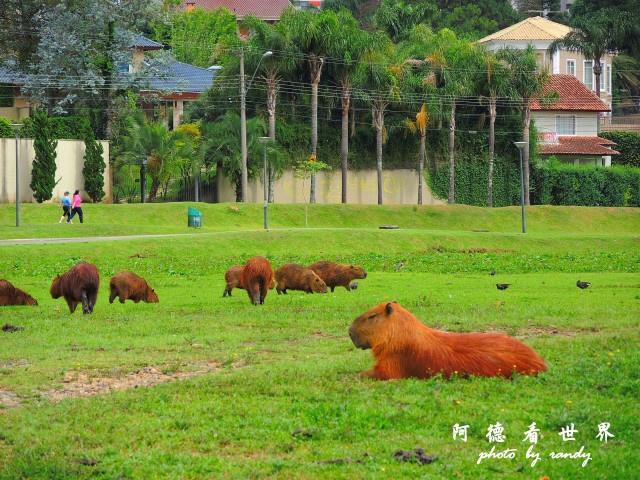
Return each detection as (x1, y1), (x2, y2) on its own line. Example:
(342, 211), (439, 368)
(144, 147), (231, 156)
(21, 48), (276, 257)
(17, 115), (93, 140)
(82, 129), (106, 203)
(531, 159), (640, 206)
(29, 110), (58, 203)
(600, 131), (640, 167)
(0, 84), (13, 107)
(0, 116), (14, 137)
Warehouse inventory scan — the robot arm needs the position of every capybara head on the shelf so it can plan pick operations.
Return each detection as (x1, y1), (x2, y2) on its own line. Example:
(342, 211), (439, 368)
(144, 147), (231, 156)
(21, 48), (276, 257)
(347, 265), (367, 280)
(146, 287), (159, 303)
(349, 301), (406, 350)
(15, 288), (38, 306)
(309, 272), (327, 293)
(50, 275), (62, 299)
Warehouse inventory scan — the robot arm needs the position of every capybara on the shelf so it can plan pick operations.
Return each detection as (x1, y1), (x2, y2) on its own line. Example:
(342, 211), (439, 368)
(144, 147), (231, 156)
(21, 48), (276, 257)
(223, 265), (275, 297)
(349, 301), (547, 380)
(50, 262), (100, 314)
(109, 271), (159, 304)
(274, 263), (327, 295)
(308, 261), (367, 292)
(0, 279), (38, 306)
(241, 256), (274, 305)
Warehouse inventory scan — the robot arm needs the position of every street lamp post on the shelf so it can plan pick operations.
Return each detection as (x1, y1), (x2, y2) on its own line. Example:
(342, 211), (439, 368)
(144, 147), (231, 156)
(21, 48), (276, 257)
(240, 49), (273, 203)
(140, 158), (147, 204)
(514, 141), (527, 234)
(10, 123), (23, 227)
(259, 136), (270, 230)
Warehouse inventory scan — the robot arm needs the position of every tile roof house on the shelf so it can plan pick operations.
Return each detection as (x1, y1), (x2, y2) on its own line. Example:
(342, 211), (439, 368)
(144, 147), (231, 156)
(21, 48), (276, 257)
(478, 16), (615, 108)
(531, 74), (618, 165)
(181, 0), (293, 22)
(0, 64), (29, 121)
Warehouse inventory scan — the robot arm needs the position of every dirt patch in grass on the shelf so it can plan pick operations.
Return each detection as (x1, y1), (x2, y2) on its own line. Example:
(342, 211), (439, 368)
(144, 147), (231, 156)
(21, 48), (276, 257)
(38, 362), (222, 402)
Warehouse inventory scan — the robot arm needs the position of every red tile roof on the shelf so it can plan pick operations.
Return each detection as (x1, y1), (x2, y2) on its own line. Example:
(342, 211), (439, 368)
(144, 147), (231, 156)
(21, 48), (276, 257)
(539, 136), (619, 156)
(531, 75), (610, 112)
(181, 0), (293, 21)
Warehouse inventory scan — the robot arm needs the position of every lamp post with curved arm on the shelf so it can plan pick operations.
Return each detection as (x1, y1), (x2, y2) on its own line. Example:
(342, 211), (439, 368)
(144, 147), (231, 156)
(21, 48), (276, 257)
(240, 50), (273, 203)
(514, 141), (527, 234)
(10, 123), (23, 227)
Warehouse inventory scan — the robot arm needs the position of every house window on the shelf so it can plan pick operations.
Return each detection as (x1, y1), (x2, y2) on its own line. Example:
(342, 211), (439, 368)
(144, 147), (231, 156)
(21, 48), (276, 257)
(600, 61), (606, 92)
(584, 60), (593, 90)
(566, 59), (576, 76)
(556, 115), (576, 135)
(607, 64), (612, 94)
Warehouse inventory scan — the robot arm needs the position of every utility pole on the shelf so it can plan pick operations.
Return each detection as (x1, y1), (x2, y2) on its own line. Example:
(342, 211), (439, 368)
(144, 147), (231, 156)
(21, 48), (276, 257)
(240, 48), (248, 203)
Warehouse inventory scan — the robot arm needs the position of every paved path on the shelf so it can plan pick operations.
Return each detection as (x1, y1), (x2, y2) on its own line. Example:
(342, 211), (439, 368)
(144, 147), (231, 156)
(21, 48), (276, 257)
(0, 233), (204, 246)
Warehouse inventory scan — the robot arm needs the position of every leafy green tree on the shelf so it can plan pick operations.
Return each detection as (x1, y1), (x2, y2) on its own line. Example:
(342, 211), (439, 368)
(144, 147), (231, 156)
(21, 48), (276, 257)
(25, 0), (164, 138)
(82, 129), (106, 203)
(154, 7), (237, 68)
(374, 0), (436, 43)
(29, 109), (58, 203)
(0, 117), (14, 137)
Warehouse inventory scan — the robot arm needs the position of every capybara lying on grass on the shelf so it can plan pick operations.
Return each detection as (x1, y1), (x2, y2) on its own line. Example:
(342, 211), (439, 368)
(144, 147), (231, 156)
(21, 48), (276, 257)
(50, 262), (100, 314)
(241, 256), (274, 305)
(308, 261), (367, 292)
(109, 271), (158, 304)
(349, 301), (547, 380)
(275, 263), (327, 294)
(0, 279), (38, 306)
(223, 265), (276, 297)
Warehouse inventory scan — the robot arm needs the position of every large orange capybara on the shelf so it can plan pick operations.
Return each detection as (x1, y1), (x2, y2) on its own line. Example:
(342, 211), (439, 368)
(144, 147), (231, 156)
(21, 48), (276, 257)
(0, 279), (38, 306)
(349, 301), (548, 380)
(50, 262), (100, 314)
(109, 271), (159, 304)
(223, 265), (276, 297)
(274, 263), (327, 294)
(241, 256), (275, 305)
(308, 261), (367, 292)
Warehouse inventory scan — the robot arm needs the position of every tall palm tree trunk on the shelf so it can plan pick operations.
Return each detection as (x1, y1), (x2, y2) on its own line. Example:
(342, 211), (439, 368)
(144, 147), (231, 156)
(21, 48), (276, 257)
(418, 130), (425, 205)
(309, 56), (324, 204)
(522, 105), (531, 206)
(341, 83), (350, 203)
(267, 76), (277, 203)
(488, 97), (497, 207)
(448, 100), (456, 205)
(373, 101), (385, 205)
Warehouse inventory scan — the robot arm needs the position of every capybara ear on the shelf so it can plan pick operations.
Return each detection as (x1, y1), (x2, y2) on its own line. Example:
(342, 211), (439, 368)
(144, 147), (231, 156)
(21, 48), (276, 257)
(385, 301), (397, 316)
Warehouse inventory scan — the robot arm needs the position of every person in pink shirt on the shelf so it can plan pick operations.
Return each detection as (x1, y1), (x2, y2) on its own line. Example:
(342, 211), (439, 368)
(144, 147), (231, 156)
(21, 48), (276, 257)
(67, 190), (84, 224)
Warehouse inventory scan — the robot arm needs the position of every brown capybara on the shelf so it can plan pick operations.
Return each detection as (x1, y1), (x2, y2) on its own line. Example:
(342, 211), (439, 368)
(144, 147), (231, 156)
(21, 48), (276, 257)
(109, 271), (159, 304)
(0, 279), (38, 306)
(50, 262), (100, 314)
(241, 256), (274, 305)
(223, 265), (276, 297)
(308, 261), (367, 292)
(349, 301), (547, 380)
(274, 263), (327, 295)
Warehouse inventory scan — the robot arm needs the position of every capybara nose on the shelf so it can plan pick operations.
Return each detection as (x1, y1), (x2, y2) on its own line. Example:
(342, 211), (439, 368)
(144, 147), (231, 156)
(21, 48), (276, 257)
(363, 271), (368, 278)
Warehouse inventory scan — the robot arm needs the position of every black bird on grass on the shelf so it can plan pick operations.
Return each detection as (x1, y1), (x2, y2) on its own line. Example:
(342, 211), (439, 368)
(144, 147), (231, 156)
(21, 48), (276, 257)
(490, 269), (496, 276)
(576, 280), (591, 289)
(496, 283), (511, 290)
(349, 282), (359, 290)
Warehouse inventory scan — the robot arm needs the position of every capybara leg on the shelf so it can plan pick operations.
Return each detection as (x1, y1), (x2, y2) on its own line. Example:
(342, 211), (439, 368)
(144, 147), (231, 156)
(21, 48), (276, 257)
(109, 290), (116, 304)
(119, 295), (126, 304)
(330, 286), (336, 292)
(67, 299), (77, 313)
(80, 292), (91, 314)
(223, 287), (230, 297)
(251, 288), (261, 305)
(88, 291), (98, 313)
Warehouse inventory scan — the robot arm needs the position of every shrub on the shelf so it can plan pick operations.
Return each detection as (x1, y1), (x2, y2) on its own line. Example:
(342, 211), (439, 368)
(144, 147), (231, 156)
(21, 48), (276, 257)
(600, 131), (640, 168)
(0, 116), (14, 137)
(29, 110), (58, 203)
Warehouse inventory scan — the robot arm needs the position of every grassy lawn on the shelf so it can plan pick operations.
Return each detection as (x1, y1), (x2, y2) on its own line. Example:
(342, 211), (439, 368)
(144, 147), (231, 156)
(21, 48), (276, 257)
(0, 203), (638, 479)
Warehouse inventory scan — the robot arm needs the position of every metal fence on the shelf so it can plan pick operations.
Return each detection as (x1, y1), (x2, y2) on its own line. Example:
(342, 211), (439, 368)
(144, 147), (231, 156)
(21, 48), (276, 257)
(112, 164), (218, 203)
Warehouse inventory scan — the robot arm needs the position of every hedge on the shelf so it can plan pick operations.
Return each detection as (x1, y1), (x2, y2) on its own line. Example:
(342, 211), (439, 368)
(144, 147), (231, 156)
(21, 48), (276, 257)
(600, 131), (640, 168)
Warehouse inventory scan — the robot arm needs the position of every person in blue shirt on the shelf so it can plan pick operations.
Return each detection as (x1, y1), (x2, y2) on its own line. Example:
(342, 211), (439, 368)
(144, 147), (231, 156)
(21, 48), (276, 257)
(59, 191), (72, 224)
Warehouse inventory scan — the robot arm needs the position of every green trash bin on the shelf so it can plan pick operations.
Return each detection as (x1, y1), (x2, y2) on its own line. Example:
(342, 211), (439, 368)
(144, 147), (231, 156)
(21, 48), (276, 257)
(187, 207), (202, 228)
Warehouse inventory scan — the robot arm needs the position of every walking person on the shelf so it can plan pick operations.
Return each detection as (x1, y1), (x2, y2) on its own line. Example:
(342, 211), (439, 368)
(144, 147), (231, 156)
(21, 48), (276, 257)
(59, 191), (72, 224)
(67, 190), (84, 224)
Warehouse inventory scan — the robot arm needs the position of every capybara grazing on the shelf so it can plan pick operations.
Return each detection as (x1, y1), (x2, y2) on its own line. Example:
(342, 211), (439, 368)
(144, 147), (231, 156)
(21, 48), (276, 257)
(0, 279), (38, 306)
(109, 271), (158, 304)
(308, 261), (367, 292)
(223, 265), (275, 297)
(50, 262), (100, 314)
(349, 301), (547, 380)
(274, 263), (327, 295)
(241, 256), (274, 305)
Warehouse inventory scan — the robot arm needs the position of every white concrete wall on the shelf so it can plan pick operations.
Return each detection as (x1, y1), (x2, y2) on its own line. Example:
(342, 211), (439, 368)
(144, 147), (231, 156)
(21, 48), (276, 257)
(0, 138), (110, 204)
(217, 169), (445, 205)
(532, 110), (599, 137)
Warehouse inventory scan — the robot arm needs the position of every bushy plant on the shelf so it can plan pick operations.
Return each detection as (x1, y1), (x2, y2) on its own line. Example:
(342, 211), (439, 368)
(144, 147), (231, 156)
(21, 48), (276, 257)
(600, 131), (640, 167)
(0, 116), (14, 137)
(82, 129), (106, 203)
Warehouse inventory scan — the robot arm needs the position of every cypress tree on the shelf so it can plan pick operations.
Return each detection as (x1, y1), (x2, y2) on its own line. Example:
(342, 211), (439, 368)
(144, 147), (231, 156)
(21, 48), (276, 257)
(82, 127), (106, 202)
(30, 109), (58, 203)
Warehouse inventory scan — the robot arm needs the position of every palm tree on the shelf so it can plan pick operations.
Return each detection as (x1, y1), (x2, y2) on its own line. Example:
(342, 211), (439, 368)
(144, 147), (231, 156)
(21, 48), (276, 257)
(405, 104), (430, 204)
(325, 10), (375, 203)
(548, 10), (618, 100)
(476, 47), (512, 207)
(498, 45), (549, 205)
(353, 34), (402, 205)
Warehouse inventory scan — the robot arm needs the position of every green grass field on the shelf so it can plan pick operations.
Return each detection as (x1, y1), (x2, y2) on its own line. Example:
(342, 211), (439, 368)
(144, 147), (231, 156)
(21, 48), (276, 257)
(1, 203), (638, 479)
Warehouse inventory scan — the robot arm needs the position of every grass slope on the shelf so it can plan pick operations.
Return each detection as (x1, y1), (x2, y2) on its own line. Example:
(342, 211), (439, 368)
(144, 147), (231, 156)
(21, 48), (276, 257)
(0, 204), (638, 479)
